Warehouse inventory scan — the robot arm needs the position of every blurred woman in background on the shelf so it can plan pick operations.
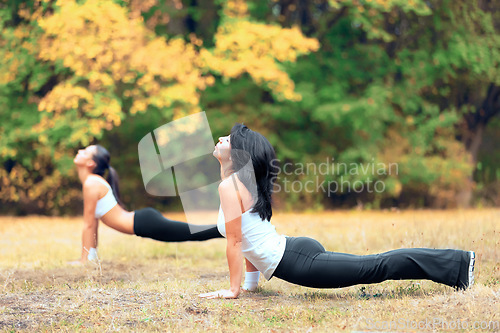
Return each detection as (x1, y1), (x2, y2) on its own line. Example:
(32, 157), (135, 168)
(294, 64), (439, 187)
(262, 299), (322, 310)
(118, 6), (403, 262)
(72, 144), (223, 264)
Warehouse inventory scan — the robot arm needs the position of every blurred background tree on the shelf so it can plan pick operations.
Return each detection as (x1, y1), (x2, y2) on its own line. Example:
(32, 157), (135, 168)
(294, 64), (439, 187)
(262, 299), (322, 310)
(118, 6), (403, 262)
(0, 0), (498, 215)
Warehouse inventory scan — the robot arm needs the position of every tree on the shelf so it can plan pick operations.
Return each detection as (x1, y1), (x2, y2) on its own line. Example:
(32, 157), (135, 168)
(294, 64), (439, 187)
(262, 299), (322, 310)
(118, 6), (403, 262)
(0, 0), (318, 214)
(232, 0), (499, 208)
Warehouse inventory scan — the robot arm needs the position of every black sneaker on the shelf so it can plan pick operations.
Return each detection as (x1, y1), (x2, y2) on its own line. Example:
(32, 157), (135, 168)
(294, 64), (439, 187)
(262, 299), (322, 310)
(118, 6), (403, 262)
(455, 251), (475, 291)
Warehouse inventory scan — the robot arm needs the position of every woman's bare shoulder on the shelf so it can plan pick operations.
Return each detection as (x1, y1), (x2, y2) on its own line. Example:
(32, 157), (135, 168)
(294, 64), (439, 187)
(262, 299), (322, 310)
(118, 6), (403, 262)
(218, 177), (236, 193)
(219, 174), (246, 189)
(219, 174), (253, 207)
(84, 175), (108, 190)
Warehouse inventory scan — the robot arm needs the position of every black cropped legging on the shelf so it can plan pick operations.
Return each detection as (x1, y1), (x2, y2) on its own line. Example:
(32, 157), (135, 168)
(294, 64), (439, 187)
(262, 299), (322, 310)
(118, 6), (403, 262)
(133, 207), (223, 242)
(271, 237), (469, 289)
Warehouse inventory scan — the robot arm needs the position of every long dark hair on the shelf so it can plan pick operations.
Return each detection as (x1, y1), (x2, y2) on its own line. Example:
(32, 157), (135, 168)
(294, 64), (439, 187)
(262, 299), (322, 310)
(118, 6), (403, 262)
(230, 123), (276, 221)
(92, 145), (124, 207)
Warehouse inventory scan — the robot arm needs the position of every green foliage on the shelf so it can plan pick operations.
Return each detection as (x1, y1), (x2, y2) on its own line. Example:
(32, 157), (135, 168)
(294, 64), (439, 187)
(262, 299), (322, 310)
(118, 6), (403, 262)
(218, 0), (499, 208)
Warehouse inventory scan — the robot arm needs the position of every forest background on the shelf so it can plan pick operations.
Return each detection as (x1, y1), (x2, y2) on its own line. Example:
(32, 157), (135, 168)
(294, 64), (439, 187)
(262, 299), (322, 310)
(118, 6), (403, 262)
(1, 0), (499, 215)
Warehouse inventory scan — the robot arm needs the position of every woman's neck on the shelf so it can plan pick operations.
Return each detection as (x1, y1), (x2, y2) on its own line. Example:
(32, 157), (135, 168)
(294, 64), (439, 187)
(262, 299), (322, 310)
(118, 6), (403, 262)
(77, 167), (93, 184)
(219, 160), (233, 180)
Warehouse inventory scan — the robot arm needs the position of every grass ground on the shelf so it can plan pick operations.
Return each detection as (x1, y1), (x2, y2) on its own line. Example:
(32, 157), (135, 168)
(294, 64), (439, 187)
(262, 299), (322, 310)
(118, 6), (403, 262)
(0, 209), (498, 332)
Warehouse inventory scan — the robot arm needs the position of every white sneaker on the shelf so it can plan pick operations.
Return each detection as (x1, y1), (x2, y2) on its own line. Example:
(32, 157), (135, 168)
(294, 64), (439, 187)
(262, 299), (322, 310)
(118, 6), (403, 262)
(455, 250), (475, 291)
(467, 251), (475, 289)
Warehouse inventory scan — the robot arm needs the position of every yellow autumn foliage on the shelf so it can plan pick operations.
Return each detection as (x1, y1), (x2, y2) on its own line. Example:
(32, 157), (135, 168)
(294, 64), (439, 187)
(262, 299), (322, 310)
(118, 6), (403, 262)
(36, 0), (318, 139)
(203, 1), (320, 101)
(36, 0), (211, 141)
(1, 0), (319, 211)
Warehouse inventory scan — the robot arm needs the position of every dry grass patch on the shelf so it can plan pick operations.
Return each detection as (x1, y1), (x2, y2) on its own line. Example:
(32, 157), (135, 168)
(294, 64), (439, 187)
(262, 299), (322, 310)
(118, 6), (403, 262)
(0, 209), (498, 332)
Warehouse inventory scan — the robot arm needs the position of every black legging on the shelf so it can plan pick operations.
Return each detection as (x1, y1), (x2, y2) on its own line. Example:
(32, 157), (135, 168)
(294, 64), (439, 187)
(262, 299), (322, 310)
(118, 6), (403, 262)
(272, 237), (469, 289)
(133, 207), (223, 242)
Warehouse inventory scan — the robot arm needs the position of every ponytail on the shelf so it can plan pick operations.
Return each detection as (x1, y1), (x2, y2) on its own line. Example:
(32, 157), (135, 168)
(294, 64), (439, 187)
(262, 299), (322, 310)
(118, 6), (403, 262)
(92, 145), (124, 208)
(107, 165), (124, 208)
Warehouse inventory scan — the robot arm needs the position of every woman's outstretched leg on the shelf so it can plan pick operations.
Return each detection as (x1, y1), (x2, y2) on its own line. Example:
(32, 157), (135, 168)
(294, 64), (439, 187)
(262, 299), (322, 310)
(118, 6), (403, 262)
(272, 237), (472, 290)
(133, 207), (223, 242)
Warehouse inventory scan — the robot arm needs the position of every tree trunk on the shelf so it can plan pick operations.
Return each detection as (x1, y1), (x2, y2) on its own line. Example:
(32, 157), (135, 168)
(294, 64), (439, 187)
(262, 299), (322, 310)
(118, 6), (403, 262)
(456, 123), (484, 207)
(456, 84), (500, 207)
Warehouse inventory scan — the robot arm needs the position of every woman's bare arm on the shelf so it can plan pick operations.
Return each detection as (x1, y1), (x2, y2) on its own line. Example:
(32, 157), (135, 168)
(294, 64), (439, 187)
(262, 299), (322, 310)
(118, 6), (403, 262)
(81, 178), (100, 262)
(199, 178), (244, 299)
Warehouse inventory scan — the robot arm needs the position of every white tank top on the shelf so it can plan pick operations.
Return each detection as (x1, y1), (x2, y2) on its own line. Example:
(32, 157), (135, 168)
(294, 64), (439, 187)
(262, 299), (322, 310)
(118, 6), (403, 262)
(93, 177), (118, 219)
(217, 205), (286, 280)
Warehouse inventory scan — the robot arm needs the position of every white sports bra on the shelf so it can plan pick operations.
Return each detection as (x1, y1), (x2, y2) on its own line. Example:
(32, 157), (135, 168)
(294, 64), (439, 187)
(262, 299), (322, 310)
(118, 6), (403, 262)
(93, 177), (118, 219)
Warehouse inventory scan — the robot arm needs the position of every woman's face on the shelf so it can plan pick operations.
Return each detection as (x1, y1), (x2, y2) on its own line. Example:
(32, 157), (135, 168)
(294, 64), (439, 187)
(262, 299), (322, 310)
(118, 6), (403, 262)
(74, 145), (97, 167)
(213, 134), (231, 162)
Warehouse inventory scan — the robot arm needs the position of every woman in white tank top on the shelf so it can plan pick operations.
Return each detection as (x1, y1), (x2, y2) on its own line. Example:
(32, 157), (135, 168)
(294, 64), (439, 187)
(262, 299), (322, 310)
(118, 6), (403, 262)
(72, 145), (223, 265)
(199, 123), (475, 299)
(199, 123), (287, 298)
